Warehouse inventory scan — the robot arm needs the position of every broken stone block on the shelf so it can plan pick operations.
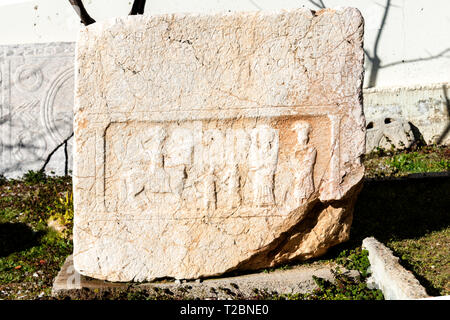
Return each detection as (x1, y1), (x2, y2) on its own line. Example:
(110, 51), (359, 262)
(362, 237), (429, 300)
(366, 117), (415, 152)
(73, 8), (365, 281)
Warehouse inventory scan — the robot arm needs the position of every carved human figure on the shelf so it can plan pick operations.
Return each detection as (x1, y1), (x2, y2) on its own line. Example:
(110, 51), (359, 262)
(118, 127), (168, 210)
(199, 129), (225, 211)
(141, 126), (171, 194)
(122, 163), (149, 210)
(217, 130), (242, 209)
(249, 125), (279, 207)
(200, 168), (216, 211)
(222, 162), (241, 209)
(164, 128), (194, 198)
(291, 121), (316, 206)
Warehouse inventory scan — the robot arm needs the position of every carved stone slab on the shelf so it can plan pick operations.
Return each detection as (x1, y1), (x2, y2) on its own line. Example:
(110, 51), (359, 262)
(73, 8), (365, 281)
(0, 42), (74, 178)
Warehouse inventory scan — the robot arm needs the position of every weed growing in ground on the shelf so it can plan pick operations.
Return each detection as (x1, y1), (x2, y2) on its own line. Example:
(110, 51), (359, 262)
(22, 170), (47, 185)
(386, 152), (450, 173)
(252, 271), (383, 301)
(364, 144), (449, 178)
(46, 191), (74, 239)
(336, 248), (371, 277)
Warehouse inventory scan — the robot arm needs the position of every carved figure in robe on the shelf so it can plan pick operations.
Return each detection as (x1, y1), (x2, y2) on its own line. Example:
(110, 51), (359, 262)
(164, 128), (194, 198)
(222, 162), (241, 209)
(249, 125), (279, 207)
(199, 129), (225, 211)
(291, 121), (316, 206)
(141, 126), (171, 194)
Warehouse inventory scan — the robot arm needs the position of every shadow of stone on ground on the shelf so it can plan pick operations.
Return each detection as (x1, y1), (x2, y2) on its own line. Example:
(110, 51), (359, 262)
(323, 174), (450, 256)
(0, 223), (43, 257)
(352, 175), (450, 242)
(319, 174), (449, 296)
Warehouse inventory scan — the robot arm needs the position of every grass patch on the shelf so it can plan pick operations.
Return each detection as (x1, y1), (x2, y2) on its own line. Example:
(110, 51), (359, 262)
(335, 248), (371, 278)
(388, 229), (449, 296)
(364, 144), (449, 178)
(0, 173), (73, 300)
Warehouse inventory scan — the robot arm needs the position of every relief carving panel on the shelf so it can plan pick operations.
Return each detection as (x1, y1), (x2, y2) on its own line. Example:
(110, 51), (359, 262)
(0, 43), (75, 178)
(104, 117), (330, 218)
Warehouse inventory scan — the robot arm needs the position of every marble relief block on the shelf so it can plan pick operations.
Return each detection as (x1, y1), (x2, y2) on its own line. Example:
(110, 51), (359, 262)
(73, 8), (366, 281)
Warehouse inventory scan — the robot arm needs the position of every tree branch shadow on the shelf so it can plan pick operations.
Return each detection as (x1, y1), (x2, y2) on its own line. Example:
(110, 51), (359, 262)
(308, 0), (325, 9)
(1, 120), (73, 178)
(309, 0), (450, 89)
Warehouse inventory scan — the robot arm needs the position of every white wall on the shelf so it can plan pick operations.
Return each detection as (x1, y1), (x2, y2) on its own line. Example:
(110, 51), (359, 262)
(1, 0), (449, 88)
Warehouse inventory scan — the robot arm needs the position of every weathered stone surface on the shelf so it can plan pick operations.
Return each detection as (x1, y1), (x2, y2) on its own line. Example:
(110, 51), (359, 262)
(0, 42), (74, 178)
(73, 8), (365, 281)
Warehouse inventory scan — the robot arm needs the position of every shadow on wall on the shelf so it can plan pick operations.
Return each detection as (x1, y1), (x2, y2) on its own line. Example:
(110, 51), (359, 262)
(0, 50), (74, 178)
(309, 1), (450, 148)
(0, 114), (73, 177)
(436, 84), (450, 144)
(309, 0), (450, 88)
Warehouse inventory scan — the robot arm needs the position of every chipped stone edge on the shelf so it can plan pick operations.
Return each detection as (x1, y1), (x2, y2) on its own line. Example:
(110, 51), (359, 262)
(362, 237), (430, 300)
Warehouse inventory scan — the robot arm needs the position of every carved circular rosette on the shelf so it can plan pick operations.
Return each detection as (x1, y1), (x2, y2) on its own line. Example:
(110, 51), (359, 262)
(13, 64), (43, 92)
(41, 67), (74, 145)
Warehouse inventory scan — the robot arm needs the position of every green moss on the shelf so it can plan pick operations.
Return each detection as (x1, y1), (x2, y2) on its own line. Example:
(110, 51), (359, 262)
(386, 152), (449, 173)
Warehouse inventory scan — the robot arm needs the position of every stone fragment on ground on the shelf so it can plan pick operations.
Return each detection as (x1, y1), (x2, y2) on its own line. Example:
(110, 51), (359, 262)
(365, 117), (415, 152)
(362, 237), (430, 300)
(73, 7), (365, 281)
